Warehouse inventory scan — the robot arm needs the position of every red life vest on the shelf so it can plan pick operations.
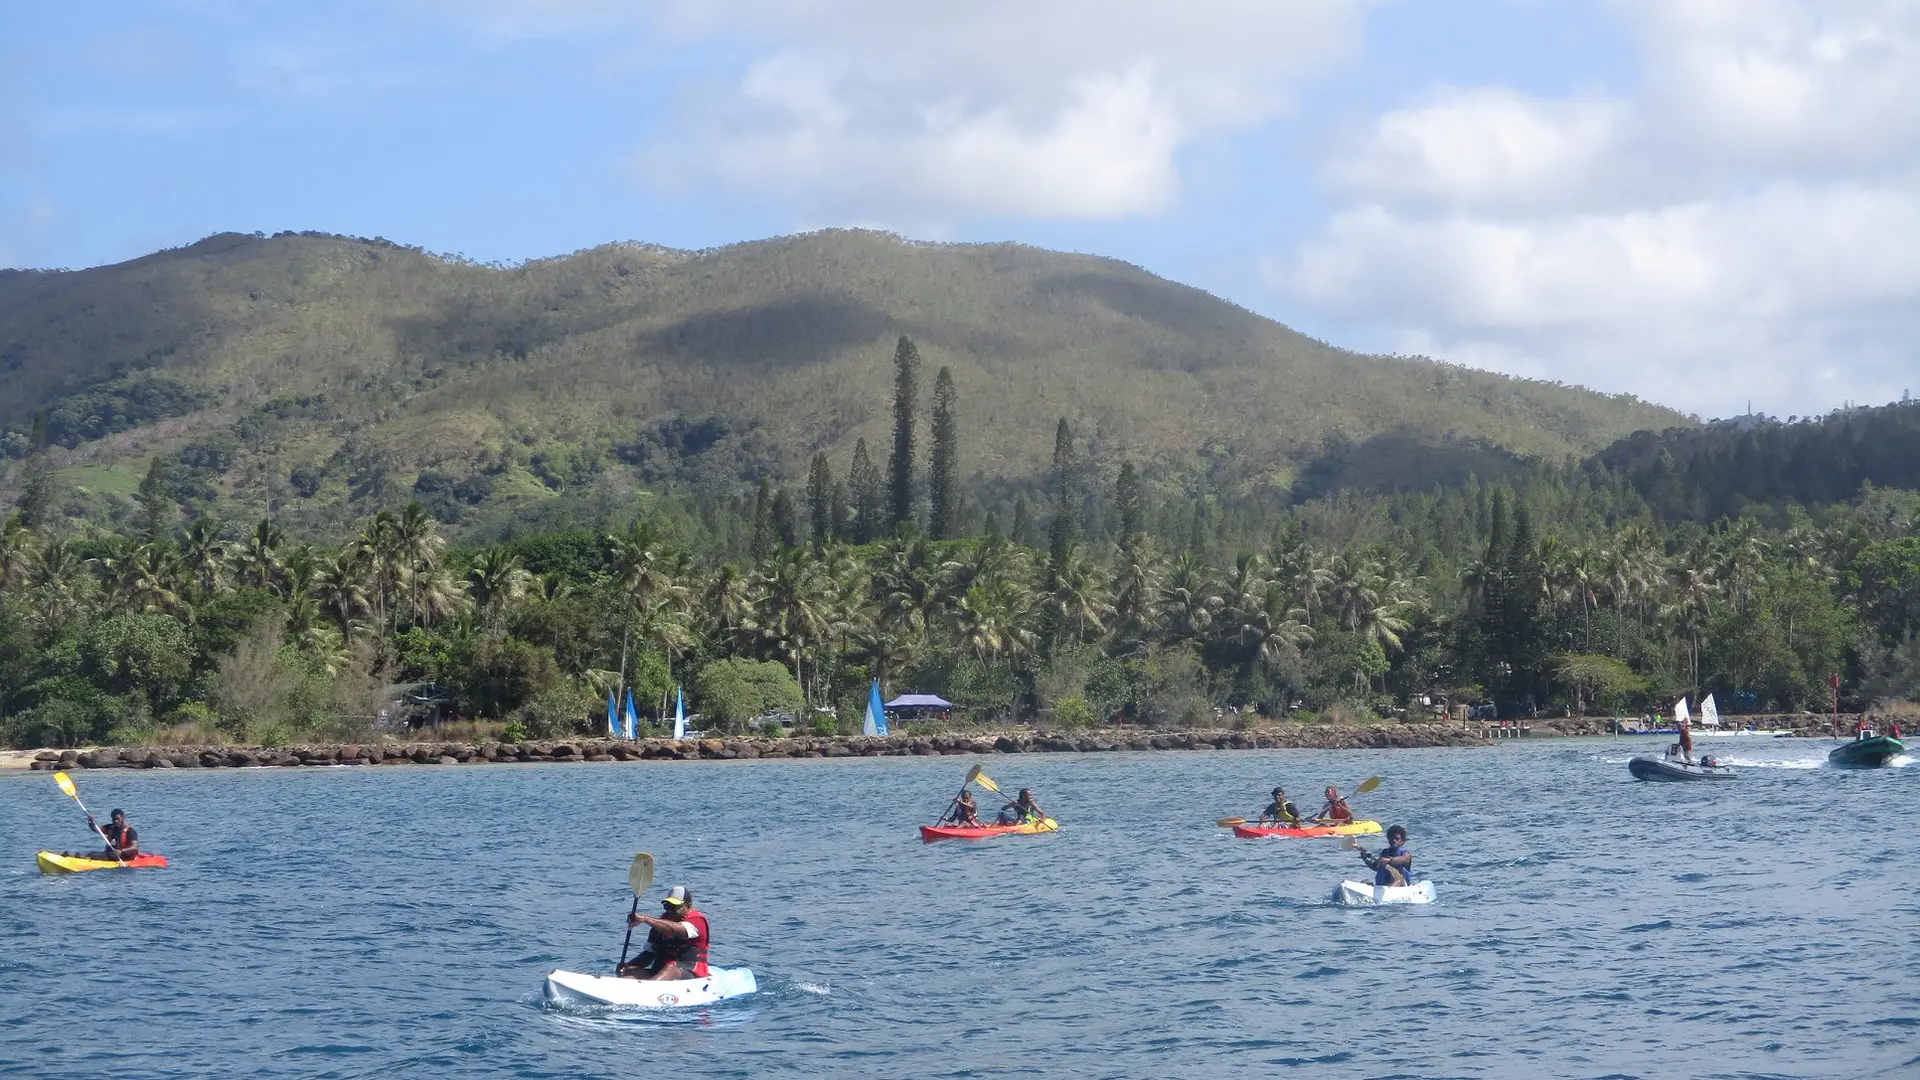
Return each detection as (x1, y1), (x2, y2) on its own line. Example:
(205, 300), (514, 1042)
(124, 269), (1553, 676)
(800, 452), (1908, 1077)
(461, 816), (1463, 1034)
(683, 908), (710, 978)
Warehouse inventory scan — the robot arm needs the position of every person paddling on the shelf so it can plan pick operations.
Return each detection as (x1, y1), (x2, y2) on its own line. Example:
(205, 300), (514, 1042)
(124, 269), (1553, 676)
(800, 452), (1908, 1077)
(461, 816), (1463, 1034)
(72, 809), (138, 861)
(997, 788), (1046, 826)
(618, 885), (710, 981)
(1311, 786), (1353, 826)
(1357, 824), (1413, 887)
(942, 789), (983, 827)
(1258, 787), (1302, 827)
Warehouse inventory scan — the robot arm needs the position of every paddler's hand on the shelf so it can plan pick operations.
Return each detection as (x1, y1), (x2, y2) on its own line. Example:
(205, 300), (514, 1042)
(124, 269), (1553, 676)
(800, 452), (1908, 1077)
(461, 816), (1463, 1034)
(628, 913), (647, 928)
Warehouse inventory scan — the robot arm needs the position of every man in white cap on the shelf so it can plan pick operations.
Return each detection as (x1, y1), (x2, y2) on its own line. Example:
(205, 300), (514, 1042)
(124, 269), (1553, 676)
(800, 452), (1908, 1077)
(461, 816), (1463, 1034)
(618, 885), (711, 981)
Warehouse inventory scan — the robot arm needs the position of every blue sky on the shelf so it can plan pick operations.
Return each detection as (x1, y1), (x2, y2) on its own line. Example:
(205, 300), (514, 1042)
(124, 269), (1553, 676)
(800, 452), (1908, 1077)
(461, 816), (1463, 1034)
(4, 1), (1915, 418)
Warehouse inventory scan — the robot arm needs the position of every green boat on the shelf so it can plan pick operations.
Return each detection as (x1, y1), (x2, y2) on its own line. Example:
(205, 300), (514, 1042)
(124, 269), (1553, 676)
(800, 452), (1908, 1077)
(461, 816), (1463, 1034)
(1828, 732), (1906, 768)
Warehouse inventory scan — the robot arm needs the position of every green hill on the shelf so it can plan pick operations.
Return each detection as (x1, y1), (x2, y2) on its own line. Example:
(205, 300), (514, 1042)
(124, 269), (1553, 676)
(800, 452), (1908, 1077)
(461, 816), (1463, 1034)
(0, 229), (1689, 535)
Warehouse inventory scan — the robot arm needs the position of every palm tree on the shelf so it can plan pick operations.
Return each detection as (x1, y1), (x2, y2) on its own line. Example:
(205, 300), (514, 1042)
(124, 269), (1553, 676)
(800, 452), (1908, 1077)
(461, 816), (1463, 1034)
(1109, 539), (1164, 648)
(0, 520), (37, 592)
(1160, 551), (1220, 646)
(234, 518), (285, 591)
(467, 548), (531, 631)
(178, 516), (227, 600)
(751, 548), (829, 701)
(957, 576), (1039, 664)
(315, 549), (371, 638)
(1045, 544), (1112, 645)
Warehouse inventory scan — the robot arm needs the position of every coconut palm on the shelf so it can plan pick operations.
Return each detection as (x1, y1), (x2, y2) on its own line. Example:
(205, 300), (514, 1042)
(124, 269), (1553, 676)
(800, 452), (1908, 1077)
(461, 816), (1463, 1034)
(1045, 544), (1112, 645)
(1160, 551), (1220, 646)
(467, 548), (531, 631)
(234, 518), (285, 591)
(178, 516), (227, 599)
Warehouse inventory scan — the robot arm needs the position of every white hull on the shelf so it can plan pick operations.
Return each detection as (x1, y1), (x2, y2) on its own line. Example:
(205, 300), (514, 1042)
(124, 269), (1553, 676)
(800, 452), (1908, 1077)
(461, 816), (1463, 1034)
(544, 966), (757, 1008)
(1335, 879), (1436, 906)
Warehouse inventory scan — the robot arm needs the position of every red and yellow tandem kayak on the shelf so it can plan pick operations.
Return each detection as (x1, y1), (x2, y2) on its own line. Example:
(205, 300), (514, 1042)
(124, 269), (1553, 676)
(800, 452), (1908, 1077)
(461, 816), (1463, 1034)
(36, 851), (170, 874)
(1230, 820), (1382, 839)
(919, 818), (1059, 843)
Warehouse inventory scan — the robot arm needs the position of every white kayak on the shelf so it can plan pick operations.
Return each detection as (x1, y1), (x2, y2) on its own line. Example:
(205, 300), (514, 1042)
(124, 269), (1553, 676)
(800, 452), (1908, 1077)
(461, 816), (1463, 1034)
(543, 966), (758, 1008)
(1334, 879), (1437, 906)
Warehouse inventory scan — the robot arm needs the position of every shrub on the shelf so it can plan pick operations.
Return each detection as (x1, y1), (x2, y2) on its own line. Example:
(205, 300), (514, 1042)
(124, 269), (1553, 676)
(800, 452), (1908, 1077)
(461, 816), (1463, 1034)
(513, 681), (599, 739)
(693, 658), (802, 732)
(500, 719), (530, 743)
(1049, 695), (1095, 729)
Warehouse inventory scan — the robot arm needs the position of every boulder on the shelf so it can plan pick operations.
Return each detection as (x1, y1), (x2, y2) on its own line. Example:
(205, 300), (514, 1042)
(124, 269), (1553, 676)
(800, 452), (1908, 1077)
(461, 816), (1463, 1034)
(34, 750), (58, 761)
(437, 755), (459, 765)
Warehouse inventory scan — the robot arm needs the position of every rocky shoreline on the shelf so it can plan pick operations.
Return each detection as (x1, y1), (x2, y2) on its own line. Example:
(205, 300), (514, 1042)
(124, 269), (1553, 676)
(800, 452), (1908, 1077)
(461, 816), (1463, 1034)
(22, 722), (1490, 771)
(6, 715), (1866, 772)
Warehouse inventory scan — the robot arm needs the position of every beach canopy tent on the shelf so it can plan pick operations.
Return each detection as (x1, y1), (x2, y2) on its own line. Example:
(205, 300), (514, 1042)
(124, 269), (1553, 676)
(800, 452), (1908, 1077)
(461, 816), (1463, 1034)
(885, 694), (953, 709)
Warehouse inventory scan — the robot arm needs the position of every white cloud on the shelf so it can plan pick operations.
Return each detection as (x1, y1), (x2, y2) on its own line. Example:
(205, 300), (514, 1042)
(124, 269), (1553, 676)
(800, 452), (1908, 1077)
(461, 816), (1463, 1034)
(1277, 0), (1920, 416)
(628, 0), (1362, 219)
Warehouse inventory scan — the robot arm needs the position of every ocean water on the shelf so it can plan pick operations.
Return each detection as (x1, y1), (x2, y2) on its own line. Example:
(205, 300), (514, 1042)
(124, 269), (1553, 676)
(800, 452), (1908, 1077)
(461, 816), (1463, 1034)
(1, 738), (1914, 1080)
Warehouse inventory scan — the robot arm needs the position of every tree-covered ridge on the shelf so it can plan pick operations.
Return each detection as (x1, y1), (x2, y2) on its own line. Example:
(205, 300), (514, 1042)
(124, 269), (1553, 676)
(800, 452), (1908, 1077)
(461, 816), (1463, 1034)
(1596, 400), (1920, 523)
(0, 229), (1685, 540)
(5, 390), (1919, 750)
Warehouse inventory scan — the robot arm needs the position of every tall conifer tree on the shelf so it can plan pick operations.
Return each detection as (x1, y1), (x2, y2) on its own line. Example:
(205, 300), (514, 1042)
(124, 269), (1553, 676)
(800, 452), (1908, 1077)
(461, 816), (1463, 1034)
(806, 452), (834, 549)
(1114, 460), (1142, 550)
(849, 438), (882, 544)
(750, 478), (775, 562)
(928, 366), (959, 539)
(887, 335), (920, 532)
(1048, 417), (1078, 581)
(772, 487), (800, 549)
(138, 456), (172, 544)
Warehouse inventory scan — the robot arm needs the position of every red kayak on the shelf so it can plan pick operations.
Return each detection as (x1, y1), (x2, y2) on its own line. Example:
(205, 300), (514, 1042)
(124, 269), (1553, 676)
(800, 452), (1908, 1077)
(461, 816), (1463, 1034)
(1230, 820), (1381, 839)
(919, 817), (1059, 843)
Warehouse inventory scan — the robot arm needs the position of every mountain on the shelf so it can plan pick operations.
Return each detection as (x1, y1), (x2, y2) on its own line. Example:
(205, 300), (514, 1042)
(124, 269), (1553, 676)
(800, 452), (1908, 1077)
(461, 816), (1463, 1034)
(0, 229), (1689, 535)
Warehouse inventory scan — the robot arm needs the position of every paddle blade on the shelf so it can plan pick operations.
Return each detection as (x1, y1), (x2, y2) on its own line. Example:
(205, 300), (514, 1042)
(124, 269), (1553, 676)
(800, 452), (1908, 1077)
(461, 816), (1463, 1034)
(1340, 837), (1358, 850)
(53, 771), (77, 799)
(1354, 776), (1382, 796)
(973, 771), (1002, 794)
(963, 764), (982, 786)
(627, 853), (654, 895)
(1216, 817), (1247, 827)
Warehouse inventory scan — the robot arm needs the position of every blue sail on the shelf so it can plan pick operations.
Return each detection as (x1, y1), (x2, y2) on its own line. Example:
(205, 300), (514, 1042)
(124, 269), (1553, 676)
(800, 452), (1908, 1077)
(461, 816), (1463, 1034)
(623, 689), (639, 741)
(673, 687), (686, 740)
(864, 679), (889, 736)
(607, 691), (618, 738)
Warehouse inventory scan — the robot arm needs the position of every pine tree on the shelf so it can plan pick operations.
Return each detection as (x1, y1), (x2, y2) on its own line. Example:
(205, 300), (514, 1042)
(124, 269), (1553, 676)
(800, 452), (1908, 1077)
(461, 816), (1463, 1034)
(806, 452), (834, 549)
(1011, 493), (1034, 546)
(928, 365), (959, 540)
(849, 438), (882, 544)
(772, 487), (801, 549)
(830, 480), (853, 543)
(138, 455), (173, 544)
(1048, 418), (1078, 582)
(887, 335), (920, 532)
(1114, 460), (1142, 551)
(750, 478), (775, 562)
(15, 412), (56, 531)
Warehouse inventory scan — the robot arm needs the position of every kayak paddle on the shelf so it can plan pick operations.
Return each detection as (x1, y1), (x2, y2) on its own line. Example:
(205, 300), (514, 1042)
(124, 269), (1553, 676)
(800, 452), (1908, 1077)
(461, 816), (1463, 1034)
(1216, 817), (1247, 827)
(53, 771), (123, 867)
(615, 852), (655, 974)
(1224, 777), (1380, 828)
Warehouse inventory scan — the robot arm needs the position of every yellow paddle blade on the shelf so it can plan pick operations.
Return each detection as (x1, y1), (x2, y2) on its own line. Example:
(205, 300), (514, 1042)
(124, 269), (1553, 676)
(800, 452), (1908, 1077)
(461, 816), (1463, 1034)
(53, 771), (77, 799)
(1354, 776), (1382, 796)
(963, 764), (982, 786)
(973, 771), (1002, 794)
(1216, 817), (1247, 827)
(1340, 837), (1358, 850)
(628, 852), (655, 895)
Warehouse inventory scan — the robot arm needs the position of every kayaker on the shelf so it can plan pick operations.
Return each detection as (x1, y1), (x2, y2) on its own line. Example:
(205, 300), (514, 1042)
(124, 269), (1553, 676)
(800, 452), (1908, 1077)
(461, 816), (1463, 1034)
(1312, 786), (1353, 825)
(618, 885), (710, 981)
(1258, 788), (1302, 827)
(1358, 824), (1412, 887)
(81, 809), (139, 861)
(997, 788), (1045, 825)
(943, 789), (983, 827)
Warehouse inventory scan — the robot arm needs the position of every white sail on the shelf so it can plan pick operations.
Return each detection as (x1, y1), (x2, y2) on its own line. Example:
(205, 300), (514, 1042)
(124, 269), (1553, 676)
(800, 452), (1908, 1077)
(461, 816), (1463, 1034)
(1700, 694), (1720, 728)
(1673, 697), (1691, 728)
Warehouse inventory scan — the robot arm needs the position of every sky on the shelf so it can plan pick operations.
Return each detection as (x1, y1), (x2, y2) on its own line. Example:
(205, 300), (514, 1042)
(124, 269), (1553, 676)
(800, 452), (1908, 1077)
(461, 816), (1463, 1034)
(3, 0), (1916, 420)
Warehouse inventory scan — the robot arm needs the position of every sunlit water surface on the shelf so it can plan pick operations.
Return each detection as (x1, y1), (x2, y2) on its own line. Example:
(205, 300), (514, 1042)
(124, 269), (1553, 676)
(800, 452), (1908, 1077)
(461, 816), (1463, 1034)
(2, 737), (1914, 1079)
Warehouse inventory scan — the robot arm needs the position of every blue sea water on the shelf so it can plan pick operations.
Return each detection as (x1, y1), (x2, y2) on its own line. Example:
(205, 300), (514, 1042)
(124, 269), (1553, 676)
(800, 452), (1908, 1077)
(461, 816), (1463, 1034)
(1, 738), (1915, 1080)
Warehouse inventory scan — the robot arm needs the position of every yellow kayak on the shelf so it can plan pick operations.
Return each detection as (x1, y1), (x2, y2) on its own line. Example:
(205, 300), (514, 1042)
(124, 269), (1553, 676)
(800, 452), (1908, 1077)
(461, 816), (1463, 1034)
(36, 851), (169, 874)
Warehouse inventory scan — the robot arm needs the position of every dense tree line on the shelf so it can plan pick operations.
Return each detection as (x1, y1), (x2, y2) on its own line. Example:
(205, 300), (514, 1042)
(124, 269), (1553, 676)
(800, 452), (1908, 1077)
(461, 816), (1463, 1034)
(6, 352), (1920, 749)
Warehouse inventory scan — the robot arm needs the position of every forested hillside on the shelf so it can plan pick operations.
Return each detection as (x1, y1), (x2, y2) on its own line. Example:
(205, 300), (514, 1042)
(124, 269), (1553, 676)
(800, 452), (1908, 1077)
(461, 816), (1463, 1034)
(0, 229), (1683, 540)
(1595, 401), (1920, 522)
(3, 338), (1917, 751)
